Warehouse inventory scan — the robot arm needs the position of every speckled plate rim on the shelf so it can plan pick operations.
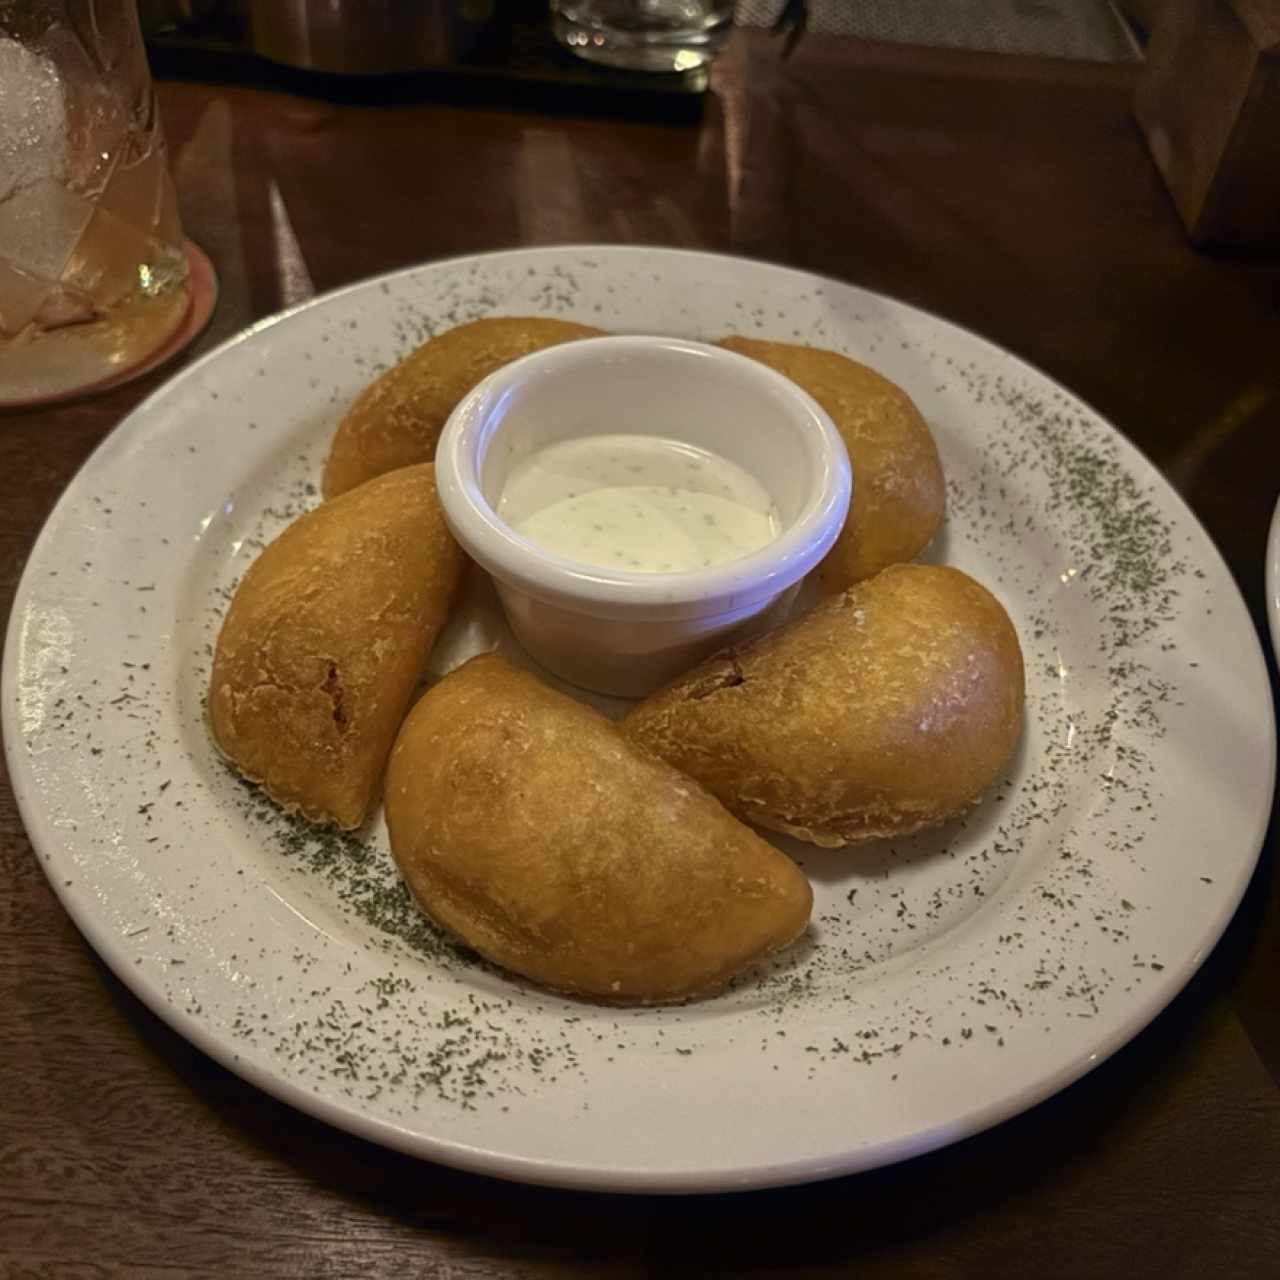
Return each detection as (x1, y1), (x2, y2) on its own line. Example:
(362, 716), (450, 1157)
(4, 245), (1275, 1194)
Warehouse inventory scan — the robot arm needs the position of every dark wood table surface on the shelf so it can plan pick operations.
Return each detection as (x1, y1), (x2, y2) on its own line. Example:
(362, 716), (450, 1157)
(4, 31), (1280, 1277)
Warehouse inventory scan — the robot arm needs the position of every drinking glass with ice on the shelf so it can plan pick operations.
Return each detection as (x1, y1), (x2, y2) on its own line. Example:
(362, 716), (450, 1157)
(0, 0), (195, 405)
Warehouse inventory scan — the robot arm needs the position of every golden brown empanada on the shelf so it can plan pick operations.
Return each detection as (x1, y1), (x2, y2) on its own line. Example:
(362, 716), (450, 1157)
(624, 565), (1024, 848)
(384, 654), (813, 1004)
(323, 315), (606, 498)
(717, 336), (945, 589)
(209, 463), (464, 829)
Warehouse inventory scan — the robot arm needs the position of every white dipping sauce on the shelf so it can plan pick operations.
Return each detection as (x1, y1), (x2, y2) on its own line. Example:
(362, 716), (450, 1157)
(496, 434), (780, 573)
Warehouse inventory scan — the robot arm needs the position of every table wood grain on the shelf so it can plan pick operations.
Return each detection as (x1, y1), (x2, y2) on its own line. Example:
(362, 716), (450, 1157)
(3, 32), (1279, 1277)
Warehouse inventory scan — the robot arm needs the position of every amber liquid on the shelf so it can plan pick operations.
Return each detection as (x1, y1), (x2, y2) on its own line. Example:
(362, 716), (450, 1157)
(0, 6), (191, 405)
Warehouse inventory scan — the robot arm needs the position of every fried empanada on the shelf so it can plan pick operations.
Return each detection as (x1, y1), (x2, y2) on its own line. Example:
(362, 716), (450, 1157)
(623, 565), (1024, 848)
(717, 336), (945, 589)
(323, 316), (606, 498)
(209, 463), (464, 829)
(384, 654), (813, 1004)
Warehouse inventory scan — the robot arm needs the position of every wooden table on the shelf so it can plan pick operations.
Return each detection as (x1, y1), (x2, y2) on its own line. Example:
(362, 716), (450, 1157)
(4, 32), (1280, 1276)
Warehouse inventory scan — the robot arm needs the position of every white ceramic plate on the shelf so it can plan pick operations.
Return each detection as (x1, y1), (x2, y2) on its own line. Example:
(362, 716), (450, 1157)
(1267, 495), (1280, 663)
(5, 247), (1273, 1194)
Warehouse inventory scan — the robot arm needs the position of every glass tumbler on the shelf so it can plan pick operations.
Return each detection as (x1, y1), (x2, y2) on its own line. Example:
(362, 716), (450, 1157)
(551, 0), (734, 74)
(0, 0), (193, 405)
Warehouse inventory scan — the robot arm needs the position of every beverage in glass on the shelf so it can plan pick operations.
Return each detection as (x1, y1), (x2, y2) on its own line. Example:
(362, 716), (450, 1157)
(0, 0), (191, 404)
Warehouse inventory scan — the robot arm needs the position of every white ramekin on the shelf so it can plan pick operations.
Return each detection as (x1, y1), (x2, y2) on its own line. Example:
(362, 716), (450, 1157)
(434, 335), (852, 697)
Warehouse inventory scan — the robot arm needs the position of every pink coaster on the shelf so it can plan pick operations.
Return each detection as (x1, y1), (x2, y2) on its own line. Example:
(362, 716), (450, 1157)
(1, 239), (219, 412)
